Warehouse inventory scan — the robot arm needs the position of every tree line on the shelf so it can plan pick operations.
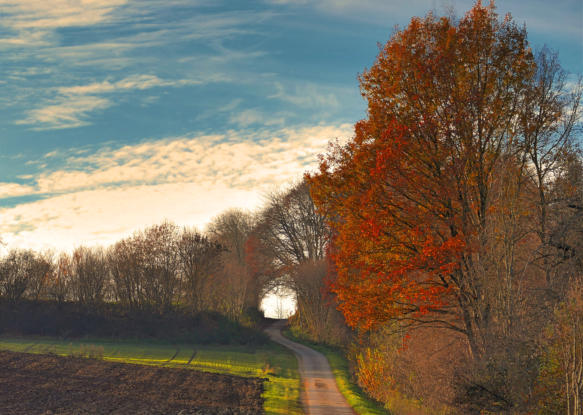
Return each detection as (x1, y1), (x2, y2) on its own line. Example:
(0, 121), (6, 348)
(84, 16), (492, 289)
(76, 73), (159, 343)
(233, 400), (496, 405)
(0, 182), (334, 335)
(0, 223), (236, 317)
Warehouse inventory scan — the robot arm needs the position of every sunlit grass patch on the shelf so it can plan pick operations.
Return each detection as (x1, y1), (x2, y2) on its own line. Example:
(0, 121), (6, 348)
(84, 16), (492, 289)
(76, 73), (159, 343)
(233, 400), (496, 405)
(283, 328), (388, 415)
(319, 348), (389, 415)
(0, 336), (302, 415)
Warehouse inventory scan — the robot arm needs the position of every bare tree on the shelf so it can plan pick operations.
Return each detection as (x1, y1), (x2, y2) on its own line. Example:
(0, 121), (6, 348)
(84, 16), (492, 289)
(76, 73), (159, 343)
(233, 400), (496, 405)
(292, 260), (332, 339)
(178, 228), (224, 313)
(257, 180), (329, 272)
(520, 48), (583, 288)
(71, 246), (108, 307)
(24, 250), (54, 301)
(138, 222), (181, 313)
(214, 258), (250, 320)
(48, 252), (72, 304)
(255, 179), (336, 336)
(207, 209), (254, 264)
(0, 249), (35, 303)
(108, 238), (144, 311)
(207, 209), (258, 315)
(255, 180), (330, 299)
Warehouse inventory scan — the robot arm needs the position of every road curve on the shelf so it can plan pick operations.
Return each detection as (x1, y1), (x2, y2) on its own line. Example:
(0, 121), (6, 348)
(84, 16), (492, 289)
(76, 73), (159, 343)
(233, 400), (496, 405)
(265, 320), (356, 415)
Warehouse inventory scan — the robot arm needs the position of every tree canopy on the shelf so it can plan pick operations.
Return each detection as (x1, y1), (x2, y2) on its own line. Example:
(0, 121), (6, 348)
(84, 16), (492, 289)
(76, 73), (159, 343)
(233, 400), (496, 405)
(308, 1), (580, 357)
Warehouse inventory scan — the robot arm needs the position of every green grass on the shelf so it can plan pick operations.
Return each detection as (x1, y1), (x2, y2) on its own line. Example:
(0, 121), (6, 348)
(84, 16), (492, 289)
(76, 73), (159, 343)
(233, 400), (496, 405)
(283, 329), (389, 415)
(0, 335), (302, 415)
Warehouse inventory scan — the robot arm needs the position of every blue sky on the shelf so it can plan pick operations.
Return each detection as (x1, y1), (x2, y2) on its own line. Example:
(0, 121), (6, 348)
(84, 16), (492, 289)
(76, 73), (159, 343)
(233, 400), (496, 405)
(0, 0), (581, 252)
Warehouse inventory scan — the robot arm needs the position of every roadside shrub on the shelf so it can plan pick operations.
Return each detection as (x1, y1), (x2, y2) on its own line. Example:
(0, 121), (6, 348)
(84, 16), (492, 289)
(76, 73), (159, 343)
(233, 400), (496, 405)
(534, 279), (583, 414)
(239, 306), (265, 328)
(352, 325), (461, 415)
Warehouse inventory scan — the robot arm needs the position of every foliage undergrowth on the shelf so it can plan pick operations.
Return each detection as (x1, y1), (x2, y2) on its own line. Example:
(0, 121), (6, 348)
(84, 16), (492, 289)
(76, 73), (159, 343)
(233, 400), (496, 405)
(0, 335), (302, 415)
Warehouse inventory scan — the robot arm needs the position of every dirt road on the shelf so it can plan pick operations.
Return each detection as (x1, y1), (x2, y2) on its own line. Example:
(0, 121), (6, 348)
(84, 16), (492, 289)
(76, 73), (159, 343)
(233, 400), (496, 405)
(265, 321), (355, 415)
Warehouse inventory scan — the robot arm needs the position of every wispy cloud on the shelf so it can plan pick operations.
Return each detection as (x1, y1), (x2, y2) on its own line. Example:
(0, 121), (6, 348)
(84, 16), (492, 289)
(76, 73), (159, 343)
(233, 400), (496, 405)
(229, 109), (286, 127)
(56, 74), (190, 95)
(266, 0), (582, 40)
(16, 74), (201, 129)
(269, 82), (340, 109)
(0, 0), (127, 48)
(0, 1), (271, 59)
(0, 30), (50, 47)
(2, 2), (273, 129)
(0, 123), (352, 250)
(1, 0), (127, 30)
(265, 0), (433, 23)
(0, 183), (37, 198)
(15, 95), (110, 130)
(33, 124), (352, 193)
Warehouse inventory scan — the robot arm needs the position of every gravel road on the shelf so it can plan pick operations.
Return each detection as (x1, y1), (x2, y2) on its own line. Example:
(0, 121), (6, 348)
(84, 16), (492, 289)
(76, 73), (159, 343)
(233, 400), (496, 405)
(265, 320), (356, 415)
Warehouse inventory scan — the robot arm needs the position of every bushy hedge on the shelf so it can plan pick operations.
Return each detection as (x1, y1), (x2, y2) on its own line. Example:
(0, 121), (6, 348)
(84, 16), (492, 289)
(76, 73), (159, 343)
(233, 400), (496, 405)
(0, 299), (268, 345)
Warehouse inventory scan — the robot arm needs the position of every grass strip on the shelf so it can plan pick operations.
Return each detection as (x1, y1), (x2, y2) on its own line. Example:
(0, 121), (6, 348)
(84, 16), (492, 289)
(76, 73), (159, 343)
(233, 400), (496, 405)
(282, 328), (389, 415)
(0, 335), (302, 415)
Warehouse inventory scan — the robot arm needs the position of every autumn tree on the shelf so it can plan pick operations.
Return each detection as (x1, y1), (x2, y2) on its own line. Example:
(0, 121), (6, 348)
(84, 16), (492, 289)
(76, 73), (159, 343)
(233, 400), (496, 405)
(308, 0), (580, 365)
(530, 157), (583, 413)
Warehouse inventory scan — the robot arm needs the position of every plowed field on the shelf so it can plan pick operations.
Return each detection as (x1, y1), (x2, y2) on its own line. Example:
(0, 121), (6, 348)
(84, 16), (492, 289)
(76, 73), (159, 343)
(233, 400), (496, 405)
(0, 350), (264, 415)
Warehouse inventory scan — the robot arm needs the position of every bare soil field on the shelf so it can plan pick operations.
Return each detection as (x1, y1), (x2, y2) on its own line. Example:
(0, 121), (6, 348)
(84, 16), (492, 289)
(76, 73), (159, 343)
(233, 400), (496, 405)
(0, 350), (264, 415)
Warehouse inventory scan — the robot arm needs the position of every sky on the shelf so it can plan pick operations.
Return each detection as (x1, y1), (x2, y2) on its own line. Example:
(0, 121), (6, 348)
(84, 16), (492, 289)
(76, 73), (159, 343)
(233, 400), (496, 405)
(0, 0), (581, 253)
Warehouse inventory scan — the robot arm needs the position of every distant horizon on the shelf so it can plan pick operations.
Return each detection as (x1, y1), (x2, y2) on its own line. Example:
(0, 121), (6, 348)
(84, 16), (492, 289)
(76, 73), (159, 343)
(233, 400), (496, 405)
(1, 0), (581, 253)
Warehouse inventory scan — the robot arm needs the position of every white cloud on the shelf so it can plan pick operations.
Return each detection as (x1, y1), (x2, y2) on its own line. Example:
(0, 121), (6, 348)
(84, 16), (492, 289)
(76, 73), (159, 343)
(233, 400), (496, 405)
(0, 0), (272, 86)
(0, 182), (37, 198)
(0, 183), (262, 253)
(228, 109), (286, 127)
(1, 0), (127, 30)
(16, 74), (199, 129)
(266, 0), (583, 40)
(1, 2), (275, 132)
(229, 110), (265, 127)
(269, 82), (339, 109)
(0, 123), (353, 251)
(15, 95), (110, 130)
(266, 0), (434, 22)
(57, 74), (199, 96)
(32, 124), (352, 193)
(0, 30), (51, 47)
(268, 0), (308, 4)
(0, 0), (127, 50)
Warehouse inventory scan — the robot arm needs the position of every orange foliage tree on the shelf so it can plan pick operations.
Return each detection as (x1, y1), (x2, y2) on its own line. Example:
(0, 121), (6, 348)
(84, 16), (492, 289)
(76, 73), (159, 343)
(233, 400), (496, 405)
(308, 1), (577, 358)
